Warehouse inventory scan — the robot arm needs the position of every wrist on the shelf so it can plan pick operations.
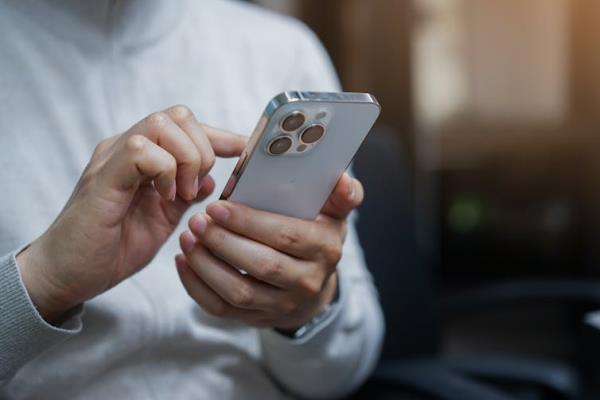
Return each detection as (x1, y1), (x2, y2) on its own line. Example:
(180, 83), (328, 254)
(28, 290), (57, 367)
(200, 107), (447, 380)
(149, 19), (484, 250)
(17, 239), (75, 323)
(276, 273), (339, 335)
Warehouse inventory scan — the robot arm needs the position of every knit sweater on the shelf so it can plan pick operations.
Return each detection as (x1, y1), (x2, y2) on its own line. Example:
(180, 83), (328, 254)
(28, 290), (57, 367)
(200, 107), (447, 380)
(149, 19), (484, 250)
(0, 0), (384, 398)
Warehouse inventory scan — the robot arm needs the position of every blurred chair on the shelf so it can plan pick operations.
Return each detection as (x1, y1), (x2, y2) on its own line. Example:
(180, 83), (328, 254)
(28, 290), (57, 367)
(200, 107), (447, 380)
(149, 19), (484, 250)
(442, 279), (600, 398)
(349, 125), (594, 400)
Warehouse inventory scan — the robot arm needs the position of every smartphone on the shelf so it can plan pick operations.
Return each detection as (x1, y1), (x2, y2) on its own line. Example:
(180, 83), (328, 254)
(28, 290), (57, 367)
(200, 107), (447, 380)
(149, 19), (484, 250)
(221, 91), (380, 220)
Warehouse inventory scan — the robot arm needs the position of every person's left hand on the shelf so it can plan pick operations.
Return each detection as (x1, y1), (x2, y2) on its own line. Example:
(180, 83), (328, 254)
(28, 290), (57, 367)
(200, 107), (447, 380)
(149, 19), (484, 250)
(176, 173), (363, 331)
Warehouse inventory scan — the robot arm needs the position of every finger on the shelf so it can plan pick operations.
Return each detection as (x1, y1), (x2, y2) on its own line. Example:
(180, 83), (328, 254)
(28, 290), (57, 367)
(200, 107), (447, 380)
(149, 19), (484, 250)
(187, 213), (313, 290)
(176, 253), (236, 317)
(320, 173), (364, 220)
(202, 124), (248, 158)
(100, 134), (177, 200)
(179, 234), (293, 313)
(204, 200), (343, 263)
(164, 105), (215, 179)
(176, 254), (276, 325)
(177, 253), (232, 317)
(131, 112), (202, 201)
(160, 175), (216, 227)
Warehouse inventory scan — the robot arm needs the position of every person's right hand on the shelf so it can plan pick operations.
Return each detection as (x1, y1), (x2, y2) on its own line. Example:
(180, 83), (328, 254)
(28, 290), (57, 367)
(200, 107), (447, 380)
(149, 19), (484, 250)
(16, 105), (247, 323)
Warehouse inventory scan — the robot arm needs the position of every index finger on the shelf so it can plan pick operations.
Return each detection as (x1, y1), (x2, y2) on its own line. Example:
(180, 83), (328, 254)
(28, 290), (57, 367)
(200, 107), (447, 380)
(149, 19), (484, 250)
(202, 124), (248, 158)
(204, 200), (343, 261)
(129, 112), (202, 200)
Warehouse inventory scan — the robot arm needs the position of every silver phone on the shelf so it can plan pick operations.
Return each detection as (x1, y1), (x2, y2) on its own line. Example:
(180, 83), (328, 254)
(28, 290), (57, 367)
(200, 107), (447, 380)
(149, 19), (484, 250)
(221, 91), (381, 220)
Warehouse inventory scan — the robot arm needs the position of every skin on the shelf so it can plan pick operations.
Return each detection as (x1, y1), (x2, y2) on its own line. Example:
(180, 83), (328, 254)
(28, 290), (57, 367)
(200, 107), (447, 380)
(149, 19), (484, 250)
(17, 105), (246, 321)
(177, 173), (363, 330)
(17, 104), (365, 332)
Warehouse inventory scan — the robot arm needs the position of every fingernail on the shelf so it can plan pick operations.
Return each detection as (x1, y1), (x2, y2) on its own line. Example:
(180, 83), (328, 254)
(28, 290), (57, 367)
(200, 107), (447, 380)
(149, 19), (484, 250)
(207, 202), (230, 223)
(168, 182), (177, 201)
(348, 181), (355, 200)
(180, 231), (196, 253)
(197, 177), (206, 191)
(189, 179), (199, 199)
(189, 213), (207, 235)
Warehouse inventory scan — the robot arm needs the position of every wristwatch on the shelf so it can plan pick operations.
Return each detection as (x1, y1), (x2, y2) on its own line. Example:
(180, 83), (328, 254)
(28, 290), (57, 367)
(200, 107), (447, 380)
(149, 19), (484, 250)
(275, 276), (341, 340)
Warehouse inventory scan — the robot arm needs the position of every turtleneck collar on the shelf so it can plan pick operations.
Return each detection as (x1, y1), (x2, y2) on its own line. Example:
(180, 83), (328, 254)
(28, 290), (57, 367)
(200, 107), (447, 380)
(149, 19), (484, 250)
(8, 0), (184, 52)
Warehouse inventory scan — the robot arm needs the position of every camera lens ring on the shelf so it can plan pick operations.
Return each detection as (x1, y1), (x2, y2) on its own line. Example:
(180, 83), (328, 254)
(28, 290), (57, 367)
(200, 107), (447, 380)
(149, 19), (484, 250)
(280, 111), (306, 132)
(300, 124), (326, 144)
(267, 136), (293, 155)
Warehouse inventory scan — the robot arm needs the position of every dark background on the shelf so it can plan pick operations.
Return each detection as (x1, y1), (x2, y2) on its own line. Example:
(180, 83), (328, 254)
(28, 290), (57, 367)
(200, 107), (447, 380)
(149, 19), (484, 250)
(255, 1), (600, 398)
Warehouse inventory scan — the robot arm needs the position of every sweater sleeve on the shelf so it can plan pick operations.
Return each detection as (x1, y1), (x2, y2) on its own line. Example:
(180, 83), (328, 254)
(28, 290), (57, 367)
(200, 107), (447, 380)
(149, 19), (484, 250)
(0, 249), (82, 384)
(259, 22), (385, 399)
(260, 217), (384, 399)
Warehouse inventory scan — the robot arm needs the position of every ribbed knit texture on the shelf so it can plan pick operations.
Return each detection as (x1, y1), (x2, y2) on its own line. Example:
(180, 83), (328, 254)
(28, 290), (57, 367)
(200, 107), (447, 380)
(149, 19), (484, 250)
(0, 251), (81, 381)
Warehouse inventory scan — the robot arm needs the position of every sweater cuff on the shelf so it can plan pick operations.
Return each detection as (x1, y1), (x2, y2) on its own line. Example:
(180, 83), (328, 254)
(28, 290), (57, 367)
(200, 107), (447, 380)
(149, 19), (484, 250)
(259, 268), (348, 354)
(0, 249), (82, 380)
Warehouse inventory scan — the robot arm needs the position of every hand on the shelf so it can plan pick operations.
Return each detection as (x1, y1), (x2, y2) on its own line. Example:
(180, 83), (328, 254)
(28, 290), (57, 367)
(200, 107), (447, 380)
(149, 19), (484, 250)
(176, 173), (364, 331)
(17, 105), (247, 322)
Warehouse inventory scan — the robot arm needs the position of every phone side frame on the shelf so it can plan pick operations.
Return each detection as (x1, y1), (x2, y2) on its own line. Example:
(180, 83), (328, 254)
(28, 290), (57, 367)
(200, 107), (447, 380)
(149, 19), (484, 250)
(220, 91), (380, 200)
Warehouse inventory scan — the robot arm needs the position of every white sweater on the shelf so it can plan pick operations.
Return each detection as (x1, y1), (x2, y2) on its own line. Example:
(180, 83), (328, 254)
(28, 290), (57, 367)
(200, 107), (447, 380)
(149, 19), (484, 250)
(0, 0), (384, 398)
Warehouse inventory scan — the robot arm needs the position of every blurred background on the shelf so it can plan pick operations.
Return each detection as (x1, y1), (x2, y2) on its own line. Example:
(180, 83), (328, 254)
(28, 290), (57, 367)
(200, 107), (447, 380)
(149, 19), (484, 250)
(253, 1), (600, 399)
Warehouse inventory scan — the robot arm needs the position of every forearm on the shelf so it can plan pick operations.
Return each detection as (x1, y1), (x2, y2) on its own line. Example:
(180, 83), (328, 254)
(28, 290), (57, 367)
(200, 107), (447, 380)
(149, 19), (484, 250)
(0, 249), (82, 384)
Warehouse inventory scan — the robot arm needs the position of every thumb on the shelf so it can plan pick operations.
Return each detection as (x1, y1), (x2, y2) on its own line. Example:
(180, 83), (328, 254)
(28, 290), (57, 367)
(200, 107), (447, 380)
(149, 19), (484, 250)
(203, 125), (248, 158)
(320, 173), (364, 220)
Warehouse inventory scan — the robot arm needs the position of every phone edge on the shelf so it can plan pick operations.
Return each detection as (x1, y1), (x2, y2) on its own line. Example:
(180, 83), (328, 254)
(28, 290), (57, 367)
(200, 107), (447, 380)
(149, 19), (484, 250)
(220, 91), (380, 201)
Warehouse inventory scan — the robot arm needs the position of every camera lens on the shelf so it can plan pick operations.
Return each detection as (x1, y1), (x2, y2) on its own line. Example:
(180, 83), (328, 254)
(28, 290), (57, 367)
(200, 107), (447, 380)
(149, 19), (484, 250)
(281, 112), (305, 132)
(300, 124), (325, 144)
(268, 136), (293, 155)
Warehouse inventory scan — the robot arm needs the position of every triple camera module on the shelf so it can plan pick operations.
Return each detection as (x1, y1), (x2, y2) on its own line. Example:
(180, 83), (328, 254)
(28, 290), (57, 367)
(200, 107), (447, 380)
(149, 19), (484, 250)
(267, 111), (327, 155)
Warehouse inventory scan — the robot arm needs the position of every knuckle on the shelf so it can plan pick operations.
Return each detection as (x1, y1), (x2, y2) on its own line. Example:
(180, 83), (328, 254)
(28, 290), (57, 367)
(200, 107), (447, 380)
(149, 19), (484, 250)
(188, 150), (202, 169)
(169, 104), (194, 121)
(306, 223), (322, 244)
(321, 240), (343, 266)
(201, 152), (216, 174)
(297, 275), (321, 297)
(259, 255), (284, 282)
(125, 134), (147, 155)
(145, 111), (169, 130)
(230, 284), (254, 307)
(278, 225), (301, 249)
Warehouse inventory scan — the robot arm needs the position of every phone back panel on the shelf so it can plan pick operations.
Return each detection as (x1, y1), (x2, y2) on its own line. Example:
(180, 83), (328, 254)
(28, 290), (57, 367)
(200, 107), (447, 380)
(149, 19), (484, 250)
(224, 92), (380, 220)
